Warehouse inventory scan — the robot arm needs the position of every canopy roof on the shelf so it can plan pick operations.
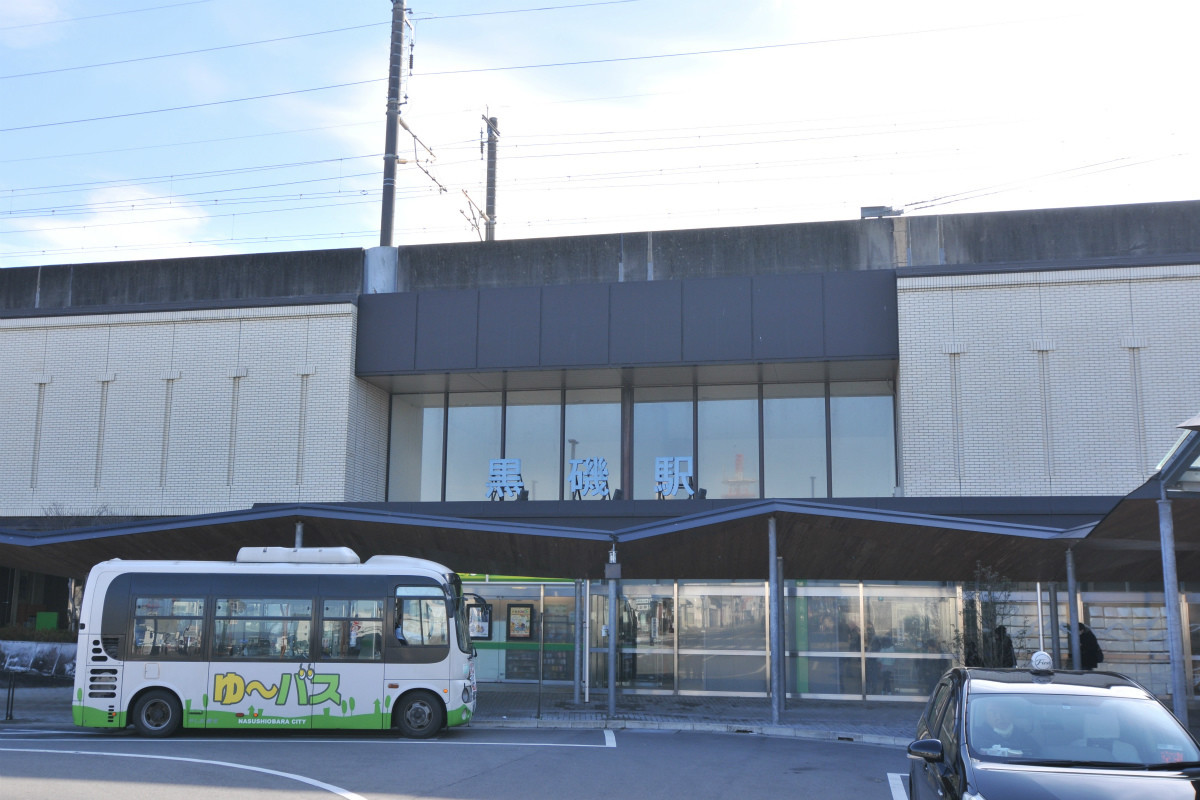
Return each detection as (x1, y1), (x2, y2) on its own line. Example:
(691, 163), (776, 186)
(7, 429), (1200, 583)
(0, 495), (1181, 584)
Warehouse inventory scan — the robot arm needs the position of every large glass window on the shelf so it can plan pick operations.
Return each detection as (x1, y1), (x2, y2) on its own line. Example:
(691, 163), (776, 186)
(321, 599), (384, 661)
(634, 387), (694, 500)
(831, 382), (896, 497)
(132, 596), (204, 659)
(387, 376), (895, 502)
(505, 391), (561, 501)
(678, 582), (766, 693)
(763, 384), (827, 498)
(394, 587), (449, 647)
(214, 598), (312, 660)
(622, 581), (675, 689)
(445, 393), (501, 501)
(864, 588), (956, 698)
(698, 386), (759, 499)
(564, 389), (621, 499)
(388, 394), (443, 501)
(790, 591), (862, 696)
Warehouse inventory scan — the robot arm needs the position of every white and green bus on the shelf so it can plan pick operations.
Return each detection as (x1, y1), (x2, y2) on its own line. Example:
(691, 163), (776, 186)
(73, 547), (477, 738)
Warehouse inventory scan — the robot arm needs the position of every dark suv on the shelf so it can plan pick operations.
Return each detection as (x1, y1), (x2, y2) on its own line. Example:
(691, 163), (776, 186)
(909, 659), (1200, 800)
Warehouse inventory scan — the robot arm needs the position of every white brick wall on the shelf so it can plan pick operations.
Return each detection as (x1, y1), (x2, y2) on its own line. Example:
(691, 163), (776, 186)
(898, 265), (1200, 497)
(0, 304), (387, 516)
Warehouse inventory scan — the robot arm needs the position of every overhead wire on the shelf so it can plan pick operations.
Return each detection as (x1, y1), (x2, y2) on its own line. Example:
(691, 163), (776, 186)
(0, 1), (211, 31)
(4, 3), (1163, 262)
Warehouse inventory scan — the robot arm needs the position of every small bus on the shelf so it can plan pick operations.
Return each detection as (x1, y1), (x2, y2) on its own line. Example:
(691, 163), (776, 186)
(73, 546), (477, 738)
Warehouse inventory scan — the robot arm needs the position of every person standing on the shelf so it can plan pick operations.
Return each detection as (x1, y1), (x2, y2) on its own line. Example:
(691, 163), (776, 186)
(1079, 623), (1103, 670)
(994, 626), (1016, 667)
(1063, 622), (1104, 669)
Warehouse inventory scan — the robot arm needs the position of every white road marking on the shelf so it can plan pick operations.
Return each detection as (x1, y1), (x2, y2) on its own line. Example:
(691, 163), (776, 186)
(0, 730), (615, 748)
(887, 772), (908, 800)
(0, 747), (366, 799)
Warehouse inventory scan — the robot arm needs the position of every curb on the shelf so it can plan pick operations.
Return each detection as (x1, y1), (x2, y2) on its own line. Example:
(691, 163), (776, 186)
(469, 717), (910, 746)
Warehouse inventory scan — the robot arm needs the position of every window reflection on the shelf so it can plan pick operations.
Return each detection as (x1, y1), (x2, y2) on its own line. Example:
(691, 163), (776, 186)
(698, 386), (759, 499)
(445, 394), (501, 501)
(763, 384), (826, 498)
(564, 389), (621, 499)
(634, 387), (693, 500)
(505, 391), (561, 501)
(831, 382), (895, 497)
(386, 377), (896, 502)
(388, 394), (443, 502)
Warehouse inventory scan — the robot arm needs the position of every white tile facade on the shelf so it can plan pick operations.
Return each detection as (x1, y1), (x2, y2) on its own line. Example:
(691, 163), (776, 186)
(898, 265), (1200, 497)
(0, 304), (387, 516)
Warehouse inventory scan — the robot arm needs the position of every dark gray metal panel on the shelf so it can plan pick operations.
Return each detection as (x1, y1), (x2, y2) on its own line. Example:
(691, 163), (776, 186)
(357, 292), (417, 374)
(752, 273), (824, 360)
(0, 267), (40, 310)
(35, 267), (73, 309)
(610, 280), (682, 364)
(541, 283), (610, 366)
(415, 290), (479, 371)
(683, 277), (753, 362)
(0, 250), (364, 314)
(823, 270), (897, 359)
(478, 286), (541, 369)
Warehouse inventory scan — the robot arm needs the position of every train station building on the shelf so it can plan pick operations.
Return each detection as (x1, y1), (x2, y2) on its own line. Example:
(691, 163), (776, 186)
(3, 198), (1200, 704)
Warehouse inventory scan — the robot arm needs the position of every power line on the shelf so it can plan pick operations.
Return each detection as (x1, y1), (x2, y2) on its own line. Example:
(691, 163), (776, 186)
(0, 22), (386, 81)
(1, 15), (1069, 133)
(4, 155), (381, 197)
(0, 0), (210, 31)
(0, 79), (383, 134)
(417, 16), (1067, 77)
(0, 121), (377, 165)
(1, 2), (641, 81)
(413, 1), (639, 22)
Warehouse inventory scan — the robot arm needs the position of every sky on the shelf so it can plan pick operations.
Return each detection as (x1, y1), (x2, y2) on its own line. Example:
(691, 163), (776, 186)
(1, 0), (1197, 268)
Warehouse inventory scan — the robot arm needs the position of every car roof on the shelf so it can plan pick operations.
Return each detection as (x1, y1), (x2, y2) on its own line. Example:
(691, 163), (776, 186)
(959, 668), (1156, 699)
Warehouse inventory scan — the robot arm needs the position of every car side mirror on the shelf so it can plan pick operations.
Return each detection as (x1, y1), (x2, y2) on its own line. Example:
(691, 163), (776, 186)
(907, 738), (944, 762)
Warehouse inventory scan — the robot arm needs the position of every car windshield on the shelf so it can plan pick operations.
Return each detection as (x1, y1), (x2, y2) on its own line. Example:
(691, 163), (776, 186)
(967, 692), (1200, 767)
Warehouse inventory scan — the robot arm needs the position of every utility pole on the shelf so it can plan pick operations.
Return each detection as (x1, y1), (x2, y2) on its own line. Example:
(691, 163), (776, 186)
(379, 0), (407, 247)
(483, 116), (499, 241)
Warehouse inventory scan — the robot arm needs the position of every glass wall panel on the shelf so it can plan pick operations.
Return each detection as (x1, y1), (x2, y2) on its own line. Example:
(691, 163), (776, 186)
(789, 592), (862, 696)
(445, 393), (501, 501)
(589, 581), (612, 690)
(541, 584), (577, 682)
(633, 387), (693, 500)
(463, 585), (540, 682)
(622, 581), (675, 689)
(830, 382), (896, 497)
(698, 385), (759, 499)
(763, 383), (826, 498)
(505, 390), (562, 501)
(677, 582), (765, 650)
(678, 653), (767, 693)
(388, 394), (444, 501)
(864, 588), (956, 698)
(564, 389), (621, 500)
(1079, 593), (1169, 696)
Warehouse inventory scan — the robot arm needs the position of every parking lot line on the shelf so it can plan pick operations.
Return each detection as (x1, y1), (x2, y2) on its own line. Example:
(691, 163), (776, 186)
(887, 772), (908, 800)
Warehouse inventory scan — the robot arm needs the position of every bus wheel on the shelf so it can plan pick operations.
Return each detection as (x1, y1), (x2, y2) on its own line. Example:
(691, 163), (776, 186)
(132, 690), (182, 738)
(395, 691), (444, 739)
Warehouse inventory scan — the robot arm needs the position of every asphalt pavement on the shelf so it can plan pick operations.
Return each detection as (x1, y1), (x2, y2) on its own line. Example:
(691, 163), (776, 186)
(11, 679), (1200, 751)
(2, 680), (919, 745)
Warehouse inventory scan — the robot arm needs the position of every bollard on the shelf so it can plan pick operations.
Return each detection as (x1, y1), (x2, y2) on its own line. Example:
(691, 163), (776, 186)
(4, 672), (14, 721)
